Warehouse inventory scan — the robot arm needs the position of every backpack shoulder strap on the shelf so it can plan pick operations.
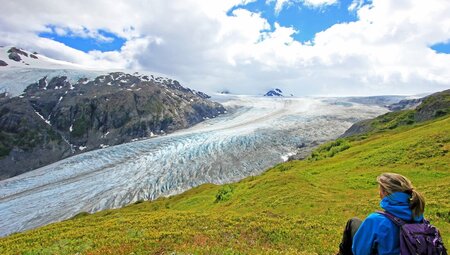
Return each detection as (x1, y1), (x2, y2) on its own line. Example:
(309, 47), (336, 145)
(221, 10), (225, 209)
(376, 211), (406, 226)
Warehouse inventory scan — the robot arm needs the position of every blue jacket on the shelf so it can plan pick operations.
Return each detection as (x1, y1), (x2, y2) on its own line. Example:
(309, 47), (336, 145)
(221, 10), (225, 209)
(352, 192), (423, 255)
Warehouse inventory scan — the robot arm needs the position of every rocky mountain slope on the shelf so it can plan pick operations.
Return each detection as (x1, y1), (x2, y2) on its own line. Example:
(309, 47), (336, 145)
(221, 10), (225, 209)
(0, 71), (225, 180)
(341, 89), (450, 137)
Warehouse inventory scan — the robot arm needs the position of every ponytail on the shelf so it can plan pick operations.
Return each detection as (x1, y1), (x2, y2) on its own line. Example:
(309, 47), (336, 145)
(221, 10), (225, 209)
(410, 189), (425, 219)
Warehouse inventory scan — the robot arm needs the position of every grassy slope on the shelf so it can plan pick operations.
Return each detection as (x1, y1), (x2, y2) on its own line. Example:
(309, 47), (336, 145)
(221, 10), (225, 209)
(1, 116), (449, 254)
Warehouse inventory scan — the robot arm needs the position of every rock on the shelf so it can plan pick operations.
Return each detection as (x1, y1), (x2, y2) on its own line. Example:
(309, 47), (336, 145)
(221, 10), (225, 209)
(195, 91), (211, 99)
(0, 60), (7, 66)
(7, 47), (32, 62)
(0, 92), (9, 99)
(7, 47), (29, 57)
(0, 97), (71, 179)
(30, 54), (38, 59)
(8, 52), (21, 62)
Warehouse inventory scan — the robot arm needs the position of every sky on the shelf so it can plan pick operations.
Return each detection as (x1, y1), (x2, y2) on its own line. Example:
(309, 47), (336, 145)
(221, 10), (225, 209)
(0, 0), (449, 96)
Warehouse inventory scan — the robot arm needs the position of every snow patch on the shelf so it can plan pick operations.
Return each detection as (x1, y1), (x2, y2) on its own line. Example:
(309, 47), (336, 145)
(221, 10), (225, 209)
(34, 110), (51, 125)
(281, 152), (296, 162)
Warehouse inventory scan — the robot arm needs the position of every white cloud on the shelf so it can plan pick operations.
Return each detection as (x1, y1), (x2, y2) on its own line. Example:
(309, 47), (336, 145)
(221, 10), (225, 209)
(348, 0), (365, 11)
(270, 0), (338, 14)
(0, 0), (449, 96)
(303, 0), (338, 8)
(273, 0), (290, 14)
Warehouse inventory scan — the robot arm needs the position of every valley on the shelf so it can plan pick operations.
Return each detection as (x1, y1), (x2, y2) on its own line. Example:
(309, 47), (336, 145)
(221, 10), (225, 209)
(0, 95), (387, 237)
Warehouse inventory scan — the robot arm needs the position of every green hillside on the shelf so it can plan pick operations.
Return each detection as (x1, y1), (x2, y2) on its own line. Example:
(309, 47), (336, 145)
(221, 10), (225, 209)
(1, 104), (449, 254)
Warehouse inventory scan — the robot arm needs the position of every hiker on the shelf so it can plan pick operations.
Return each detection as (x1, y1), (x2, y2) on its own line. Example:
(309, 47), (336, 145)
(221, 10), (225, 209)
(338, 173), (446, 255)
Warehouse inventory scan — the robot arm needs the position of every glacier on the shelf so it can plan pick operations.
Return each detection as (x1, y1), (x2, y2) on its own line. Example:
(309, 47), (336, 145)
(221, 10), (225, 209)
(0, 95), (387, 237)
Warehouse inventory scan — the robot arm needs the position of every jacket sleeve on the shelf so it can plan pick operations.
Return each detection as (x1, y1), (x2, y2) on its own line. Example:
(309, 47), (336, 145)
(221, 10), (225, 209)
(352, 213), (379, 255)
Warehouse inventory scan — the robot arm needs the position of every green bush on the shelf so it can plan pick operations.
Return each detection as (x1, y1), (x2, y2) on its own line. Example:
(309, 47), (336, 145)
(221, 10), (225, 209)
(215, 185), (234, 202)
(72, 117), (89, 137)
(308, 138), (351, 161)
(0, 142), (11, 158)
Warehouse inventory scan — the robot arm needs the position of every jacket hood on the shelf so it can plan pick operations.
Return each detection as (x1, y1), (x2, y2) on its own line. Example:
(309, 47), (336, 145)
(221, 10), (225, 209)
(380, 191), (423, 222)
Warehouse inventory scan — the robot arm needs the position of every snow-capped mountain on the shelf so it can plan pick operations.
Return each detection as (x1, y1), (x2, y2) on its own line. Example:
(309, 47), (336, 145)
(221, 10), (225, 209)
(0, 46), (107, 97)
(0, 46), (85, 70)
(264, 88), (284, 97)
(0, 47), (224, 179)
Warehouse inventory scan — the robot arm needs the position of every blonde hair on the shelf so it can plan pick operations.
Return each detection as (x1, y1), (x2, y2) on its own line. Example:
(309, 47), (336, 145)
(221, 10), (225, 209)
(377, 173), (425, 219)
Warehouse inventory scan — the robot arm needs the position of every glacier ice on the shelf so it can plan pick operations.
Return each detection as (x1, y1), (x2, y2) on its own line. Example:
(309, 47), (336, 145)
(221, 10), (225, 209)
(0, 95), (387, 237)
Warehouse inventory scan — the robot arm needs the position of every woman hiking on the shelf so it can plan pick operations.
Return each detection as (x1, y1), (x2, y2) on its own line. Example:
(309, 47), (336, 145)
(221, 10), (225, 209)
(338, 172), (446, 255)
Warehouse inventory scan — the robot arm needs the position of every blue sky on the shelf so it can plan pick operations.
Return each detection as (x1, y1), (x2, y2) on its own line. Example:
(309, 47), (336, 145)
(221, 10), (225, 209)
(431, 42), (450, 54)
(230, 0), (360, 43)
(39, 27), (126, 53)
(39, 0), (363, 52)
(37, 0), (450, 56)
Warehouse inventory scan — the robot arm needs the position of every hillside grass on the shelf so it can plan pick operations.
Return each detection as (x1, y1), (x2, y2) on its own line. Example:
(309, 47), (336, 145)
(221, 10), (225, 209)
(1, 116), (449, 255)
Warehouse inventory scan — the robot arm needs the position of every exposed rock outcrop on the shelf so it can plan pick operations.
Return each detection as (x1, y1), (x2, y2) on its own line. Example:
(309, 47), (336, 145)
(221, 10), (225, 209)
(8, 52), (21, 62)
(7, 47), (31, 62)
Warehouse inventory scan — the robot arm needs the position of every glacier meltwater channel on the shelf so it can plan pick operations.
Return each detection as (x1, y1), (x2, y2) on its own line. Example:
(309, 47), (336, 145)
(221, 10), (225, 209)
(0, 95), (387, 236)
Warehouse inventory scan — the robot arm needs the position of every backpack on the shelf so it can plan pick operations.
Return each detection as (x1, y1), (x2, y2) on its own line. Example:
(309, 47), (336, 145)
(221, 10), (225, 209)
(377, 211), (447, 255)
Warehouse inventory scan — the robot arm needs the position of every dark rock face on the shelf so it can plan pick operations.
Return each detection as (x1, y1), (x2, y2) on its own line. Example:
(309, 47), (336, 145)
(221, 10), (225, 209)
(8, 52), (21, 62)
(7, 47), (29, 57)
(264, 88), (283, 97)
(30, 54), (38, 59)
(0, 98), (72, 179)
(0, 72), (225, 180)
(0, 60), (7, 66)
(340, 119), (373, 137)
(7, 47), (30, 62)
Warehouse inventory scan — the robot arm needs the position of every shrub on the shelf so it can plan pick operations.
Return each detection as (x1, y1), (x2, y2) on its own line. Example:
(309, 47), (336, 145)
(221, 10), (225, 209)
(215, 185), (234, 203)
(308, 139), (351, 161)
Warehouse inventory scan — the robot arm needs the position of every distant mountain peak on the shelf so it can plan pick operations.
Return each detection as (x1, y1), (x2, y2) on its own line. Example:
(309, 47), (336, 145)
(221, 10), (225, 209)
(264, 88), (283, 97)
(0, 46), (85, 70)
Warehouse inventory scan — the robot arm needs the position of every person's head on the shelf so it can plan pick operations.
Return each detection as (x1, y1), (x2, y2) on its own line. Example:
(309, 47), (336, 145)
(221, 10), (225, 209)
(377, 173), (425, 218)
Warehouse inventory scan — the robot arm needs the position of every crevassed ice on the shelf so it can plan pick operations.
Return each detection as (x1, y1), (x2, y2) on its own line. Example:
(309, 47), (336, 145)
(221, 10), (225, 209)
(0, 96), (387, 237)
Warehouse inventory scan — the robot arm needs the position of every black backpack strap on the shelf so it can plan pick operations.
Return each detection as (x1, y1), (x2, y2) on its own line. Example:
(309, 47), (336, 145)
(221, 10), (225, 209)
(376, 211), (406, 226)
